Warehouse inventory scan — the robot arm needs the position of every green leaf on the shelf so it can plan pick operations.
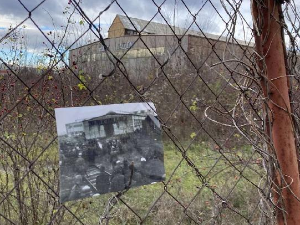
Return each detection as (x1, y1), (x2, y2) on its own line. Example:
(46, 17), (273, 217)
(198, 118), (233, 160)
(4, 131), (10, 139)
(189, 100), (198, 112)
(77, 83), (86, 90)
(10, 133), (16, 140)
(237, 151), (243, 157)
(234, 133), (240, 138)
(190, 132), (196, 139)
(79, 74), (86, 83)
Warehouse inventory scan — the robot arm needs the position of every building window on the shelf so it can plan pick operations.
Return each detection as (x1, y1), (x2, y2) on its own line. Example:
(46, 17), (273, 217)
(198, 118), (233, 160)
(125, 29), (138, 36)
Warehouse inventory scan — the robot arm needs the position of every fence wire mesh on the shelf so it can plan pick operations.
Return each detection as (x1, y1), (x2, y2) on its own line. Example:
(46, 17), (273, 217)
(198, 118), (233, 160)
(0, 0), (300, 224)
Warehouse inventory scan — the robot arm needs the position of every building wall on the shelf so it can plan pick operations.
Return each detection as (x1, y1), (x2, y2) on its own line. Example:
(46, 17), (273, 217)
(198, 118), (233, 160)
(69, 33), (256, 88)
(69, 35), (189, 81)
(187, 35), (253, 69)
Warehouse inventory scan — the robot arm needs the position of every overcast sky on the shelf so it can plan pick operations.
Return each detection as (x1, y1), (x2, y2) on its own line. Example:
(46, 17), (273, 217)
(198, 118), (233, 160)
(0, 0), (299, 66)
(0, 1), (251, 54)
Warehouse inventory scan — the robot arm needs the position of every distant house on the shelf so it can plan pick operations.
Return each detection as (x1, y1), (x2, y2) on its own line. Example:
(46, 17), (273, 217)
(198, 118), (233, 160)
(66, 112), (146, 140)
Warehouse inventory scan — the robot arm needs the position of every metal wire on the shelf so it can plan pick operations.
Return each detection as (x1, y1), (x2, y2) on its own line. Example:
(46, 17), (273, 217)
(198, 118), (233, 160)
(0, 0), (299, 224)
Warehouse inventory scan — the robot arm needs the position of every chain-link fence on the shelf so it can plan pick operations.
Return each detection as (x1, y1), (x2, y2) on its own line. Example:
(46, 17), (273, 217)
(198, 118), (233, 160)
(1, 0), (300, 224)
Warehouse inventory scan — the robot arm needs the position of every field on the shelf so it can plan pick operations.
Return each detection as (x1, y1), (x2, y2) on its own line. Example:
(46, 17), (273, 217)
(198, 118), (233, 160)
(0, 141), (265, 224)
(59, 143), (264, 225)
(0, 69), (268, 224)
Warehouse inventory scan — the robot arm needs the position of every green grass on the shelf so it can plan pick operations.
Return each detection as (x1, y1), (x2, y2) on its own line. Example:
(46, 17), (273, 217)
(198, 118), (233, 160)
(62, 143), (265, 224)
(0, 143), (266, 225)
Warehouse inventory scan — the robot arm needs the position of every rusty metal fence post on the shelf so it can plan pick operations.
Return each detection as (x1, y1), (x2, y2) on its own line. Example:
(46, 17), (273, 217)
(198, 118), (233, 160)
(252, 0), (300, 224)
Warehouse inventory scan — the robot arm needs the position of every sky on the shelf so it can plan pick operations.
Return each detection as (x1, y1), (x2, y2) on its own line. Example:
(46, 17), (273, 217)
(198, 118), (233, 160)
(0, 0), (251, 64)
(0, 0), (299, 67)
(55, 102), (156, 135)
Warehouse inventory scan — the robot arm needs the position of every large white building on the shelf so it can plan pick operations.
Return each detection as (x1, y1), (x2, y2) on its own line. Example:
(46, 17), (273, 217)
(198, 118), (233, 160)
(69, 15), (253, 81)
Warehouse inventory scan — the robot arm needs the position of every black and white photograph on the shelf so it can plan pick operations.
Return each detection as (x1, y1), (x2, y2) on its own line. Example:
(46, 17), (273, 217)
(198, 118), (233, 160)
(55, 103), (165, 203)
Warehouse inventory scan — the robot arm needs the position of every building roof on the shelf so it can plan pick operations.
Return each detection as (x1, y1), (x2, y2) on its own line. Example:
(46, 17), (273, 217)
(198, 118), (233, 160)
(70, 15), (253, 51)
(117, 14), (202, 36)
(116, 15), (252, 46)
(81, 111), (146, 123)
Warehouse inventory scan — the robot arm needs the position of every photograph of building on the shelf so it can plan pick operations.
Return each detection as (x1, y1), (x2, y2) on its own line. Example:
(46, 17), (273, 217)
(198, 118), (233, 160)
(55, 103), (165, 203)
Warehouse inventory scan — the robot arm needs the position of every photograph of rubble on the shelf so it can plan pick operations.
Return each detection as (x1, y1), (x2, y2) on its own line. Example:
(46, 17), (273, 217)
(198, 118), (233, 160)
(55, 103), (165, 203)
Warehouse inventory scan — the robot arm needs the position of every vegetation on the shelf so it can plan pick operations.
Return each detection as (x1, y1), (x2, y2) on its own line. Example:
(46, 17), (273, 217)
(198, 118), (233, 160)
(0, 39), (267, 224)
(0, 6), (272, 224)
(0, 141), (265, 224)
